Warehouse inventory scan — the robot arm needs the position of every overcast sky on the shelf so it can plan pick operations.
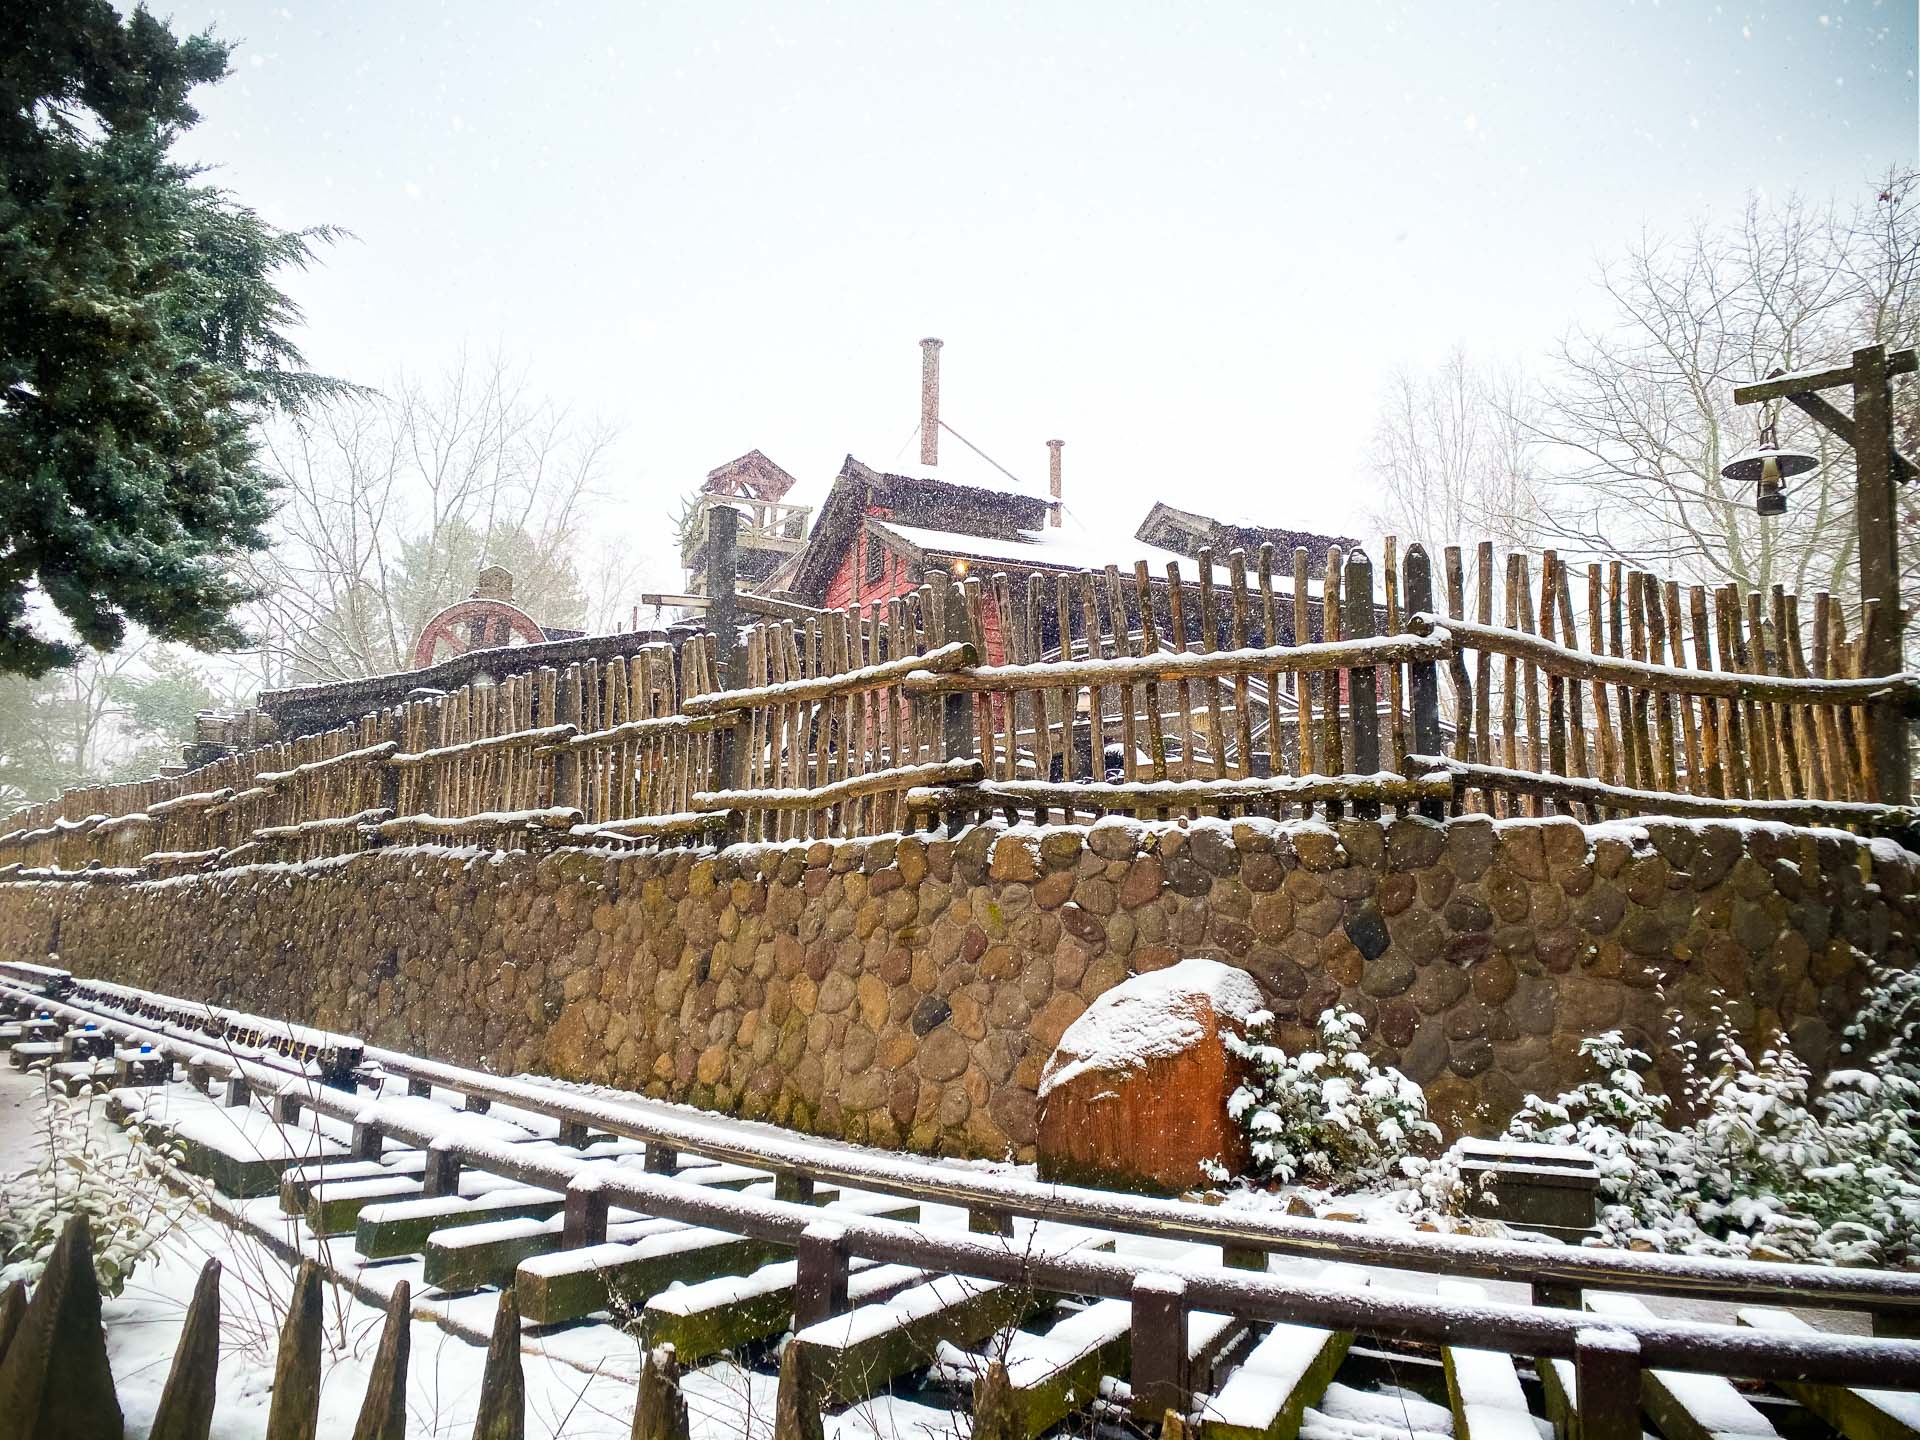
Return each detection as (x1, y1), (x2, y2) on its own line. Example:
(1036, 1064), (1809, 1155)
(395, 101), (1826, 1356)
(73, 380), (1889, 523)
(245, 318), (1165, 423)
(168, 0), (1917, 593)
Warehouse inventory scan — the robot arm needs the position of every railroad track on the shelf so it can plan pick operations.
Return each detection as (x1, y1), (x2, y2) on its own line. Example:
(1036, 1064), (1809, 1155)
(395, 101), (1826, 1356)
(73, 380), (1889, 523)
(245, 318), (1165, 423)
(4, 960), (1919, 1440)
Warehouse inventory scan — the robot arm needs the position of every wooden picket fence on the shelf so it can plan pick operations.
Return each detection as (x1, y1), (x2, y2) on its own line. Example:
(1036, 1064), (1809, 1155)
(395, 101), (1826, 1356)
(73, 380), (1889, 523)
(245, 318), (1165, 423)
(0, 1213), (573, 1440)
(1, 540), (1912, 877)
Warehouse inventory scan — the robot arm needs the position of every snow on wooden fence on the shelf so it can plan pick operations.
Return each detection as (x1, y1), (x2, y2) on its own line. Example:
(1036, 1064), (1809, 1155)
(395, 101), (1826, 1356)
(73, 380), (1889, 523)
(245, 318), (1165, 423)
(2, 541), (1915, 877)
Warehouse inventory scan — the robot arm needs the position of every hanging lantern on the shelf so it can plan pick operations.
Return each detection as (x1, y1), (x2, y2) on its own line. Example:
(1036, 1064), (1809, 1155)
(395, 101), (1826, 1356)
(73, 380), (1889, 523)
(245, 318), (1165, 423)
(1720, 419), (1817, 516)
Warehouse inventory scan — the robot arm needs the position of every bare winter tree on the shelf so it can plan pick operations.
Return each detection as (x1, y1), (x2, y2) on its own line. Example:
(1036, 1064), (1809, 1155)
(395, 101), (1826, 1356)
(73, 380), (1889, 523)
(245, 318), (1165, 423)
(1525, 170), (1919, 601)
(1366, 348), (1543, 552)
(242, 351), (641, 684)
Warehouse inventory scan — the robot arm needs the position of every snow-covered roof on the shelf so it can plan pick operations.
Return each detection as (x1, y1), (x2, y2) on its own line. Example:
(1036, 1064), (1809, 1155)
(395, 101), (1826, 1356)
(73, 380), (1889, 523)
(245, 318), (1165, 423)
(870, 517), (1327, 595)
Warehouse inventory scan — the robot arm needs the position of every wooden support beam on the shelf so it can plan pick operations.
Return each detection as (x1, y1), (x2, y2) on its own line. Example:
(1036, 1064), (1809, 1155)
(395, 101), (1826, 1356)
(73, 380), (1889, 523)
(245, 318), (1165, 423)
(1732, 348), (1916, 403)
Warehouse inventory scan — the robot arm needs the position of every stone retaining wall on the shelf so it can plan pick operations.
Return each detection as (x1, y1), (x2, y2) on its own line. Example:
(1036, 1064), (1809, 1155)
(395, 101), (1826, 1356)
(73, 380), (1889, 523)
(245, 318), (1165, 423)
(1, 814), (1912, 1162)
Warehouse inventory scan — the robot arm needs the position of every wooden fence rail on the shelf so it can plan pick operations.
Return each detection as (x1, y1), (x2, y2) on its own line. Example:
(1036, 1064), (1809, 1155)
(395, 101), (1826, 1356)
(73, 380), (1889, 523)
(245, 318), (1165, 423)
(2, 541), (1913, 876)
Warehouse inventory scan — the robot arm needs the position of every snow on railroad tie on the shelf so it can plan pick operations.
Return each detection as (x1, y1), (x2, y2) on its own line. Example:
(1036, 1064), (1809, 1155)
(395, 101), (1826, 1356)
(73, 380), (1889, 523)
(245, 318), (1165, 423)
(931, 1296), (1134, 1439)
(1202, 1263), (1369, 1440)
(354, 1183), (566, 1259)
(1437, 1280), (1542, 1440)
(788, 1227), (1116, 1408)
(1738, 1308), (1920, 1440)
(426, 1211), (686, 1292)
(512, 1191), (922, 1326)
(1586, 1293), (1779, 1440)
(112, 1082), (353, 1198)
(641, 1257), (932, 1366)
(1303, 1384), (1459, 1440)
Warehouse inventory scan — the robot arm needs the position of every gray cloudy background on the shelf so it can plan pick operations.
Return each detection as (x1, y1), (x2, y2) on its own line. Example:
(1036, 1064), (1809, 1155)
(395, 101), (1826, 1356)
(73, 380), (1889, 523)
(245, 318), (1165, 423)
(170, 0), (1917, 579)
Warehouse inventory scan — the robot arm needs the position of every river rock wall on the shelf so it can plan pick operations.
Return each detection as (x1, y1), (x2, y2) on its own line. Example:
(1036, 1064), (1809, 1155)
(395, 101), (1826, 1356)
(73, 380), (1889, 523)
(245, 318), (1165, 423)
(0, 814), (1912, 1162)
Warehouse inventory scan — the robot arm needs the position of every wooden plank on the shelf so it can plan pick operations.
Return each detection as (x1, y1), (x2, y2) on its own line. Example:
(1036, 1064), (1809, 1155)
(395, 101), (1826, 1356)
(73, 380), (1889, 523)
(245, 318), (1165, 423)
(1446, 545), (1474, 770)
(1714, 586), (1754, 800)
(1812, 592), (1852, 801)
(1258, 545), (1280, 779)
(1502, 553), (1522, 811)
(640, 1258), (929, 1367)
(1166, 561), (1200, 786)
(1136, 561), (1171, 802)
(963, 1298), (1133, 1439)
(1688, 586), (1727, 798)
(1080, 571), (1111, 781)
(1750, 589), (1792, 799)
(1541, 553), (1569, 793)
(1644, 576), (1679, 793)
(1106, 565), (1141, 785)
(1439, 1280), (1535, 1440)
(1738, 1307), (1920, 1440)
(1586, 1293), (1778, 1440)
(1197, 548), (1229, 781)
(1205, 1267), (1364, 1440)
(1664, 580), (1702, 794)
(1230, 549), (1257, 777)
(1322, 547), (1345, 777)
(790, 1272), (1045, 1406)
(1294, 548), (1317, 775)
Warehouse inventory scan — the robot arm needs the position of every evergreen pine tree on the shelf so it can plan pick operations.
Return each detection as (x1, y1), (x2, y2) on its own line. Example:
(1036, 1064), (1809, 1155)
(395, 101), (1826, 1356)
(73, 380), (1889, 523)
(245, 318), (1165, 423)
(0, 0), (351, 677)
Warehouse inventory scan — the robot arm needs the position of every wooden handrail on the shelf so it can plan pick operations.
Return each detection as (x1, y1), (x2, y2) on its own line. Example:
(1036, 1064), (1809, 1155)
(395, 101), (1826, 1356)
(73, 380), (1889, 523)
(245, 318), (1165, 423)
(696, 758), (985, 812)
(1409, 613), (1914, 705)
(901, 633), (1450, 696)
(388, 724), (575, 768)
(539, 710), (738, 754)
(681, 641), (977, 715)
(905, 770), (1455, 814)
(1409, 754), (1918, 830)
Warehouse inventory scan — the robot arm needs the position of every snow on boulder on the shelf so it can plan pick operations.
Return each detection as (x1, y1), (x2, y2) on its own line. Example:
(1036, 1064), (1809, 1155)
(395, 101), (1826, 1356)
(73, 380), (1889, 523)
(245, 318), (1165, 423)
(1036, 958), (1264, 1195)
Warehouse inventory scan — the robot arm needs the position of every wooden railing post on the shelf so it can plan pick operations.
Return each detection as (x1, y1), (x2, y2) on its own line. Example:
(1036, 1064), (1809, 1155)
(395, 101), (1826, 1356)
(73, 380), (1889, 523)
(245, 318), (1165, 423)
(1343, 550), (1380, 813)
(706, 504), (751, 840)
(928, 570), (975, 795)
(793, 1220), (851, 1329)
(1130, 1272), (1190, 1423)
(1404, 545), (1446, 819)
(1574, 1327), (1643, 1440)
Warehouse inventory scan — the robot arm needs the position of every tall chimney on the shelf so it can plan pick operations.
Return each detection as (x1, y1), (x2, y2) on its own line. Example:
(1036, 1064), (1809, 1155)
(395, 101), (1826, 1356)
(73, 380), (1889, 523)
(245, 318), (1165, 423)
(919, 338), (942, 466)
(1047, 439), (1064, 527)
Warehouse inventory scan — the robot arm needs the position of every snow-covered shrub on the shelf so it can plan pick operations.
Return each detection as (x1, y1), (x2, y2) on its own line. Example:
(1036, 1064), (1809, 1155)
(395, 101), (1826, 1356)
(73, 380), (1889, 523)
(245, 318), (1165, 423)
(1223, 1007), (1440, 1189)
(1504, 971), (1920, 1265)
(0, 1078), (207, 1296)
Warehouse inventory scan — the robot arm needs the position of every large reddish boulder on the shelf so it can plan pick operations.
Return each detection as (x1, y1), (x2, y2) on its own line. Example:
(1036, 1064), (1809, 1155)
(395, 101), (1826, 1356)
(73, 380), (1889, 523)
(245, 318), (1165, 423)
(1036, 959), (1264, 1194)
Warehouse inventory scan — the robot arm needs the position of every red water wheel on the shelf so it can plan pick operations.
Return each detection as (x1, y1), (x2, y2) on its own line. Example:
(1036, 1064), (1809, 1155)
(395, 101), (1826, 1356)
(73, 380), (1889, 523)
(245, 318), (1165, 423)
(409, 597), (547, 669)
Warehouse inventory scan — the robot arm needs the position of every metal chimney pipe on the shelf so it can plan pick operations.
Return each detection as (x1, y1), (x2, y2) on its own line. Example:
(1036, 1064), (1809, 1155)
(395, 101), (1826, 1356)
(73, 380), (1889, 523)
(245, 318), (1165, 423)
(919, 338), (942, 466)
(1047, 439), (1064, 527)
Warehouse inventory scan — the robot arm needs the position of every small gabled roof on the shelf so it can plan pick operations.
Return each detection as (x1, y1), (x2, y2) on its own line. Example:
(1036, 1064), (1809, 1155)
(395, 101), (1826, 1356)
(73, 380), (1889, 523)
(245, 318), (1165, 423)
(787, 455), (1050, 603)
(703, 449), (799, 502)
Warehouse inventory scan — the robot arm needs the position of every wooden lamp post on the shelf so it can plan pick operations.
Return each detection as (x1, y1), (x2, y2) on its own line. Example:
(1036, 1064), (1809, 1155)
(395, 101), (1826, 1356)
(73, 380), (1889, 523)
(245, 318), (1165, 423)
(1733, 344), (1917, 803)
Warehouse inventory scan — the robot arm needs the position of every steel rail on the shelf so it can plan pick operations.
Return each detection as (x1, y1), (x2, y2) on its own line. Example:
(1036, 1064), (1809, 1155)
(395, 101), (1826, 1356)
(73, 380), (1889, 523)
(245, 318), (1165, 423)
(14, 967), (1920, 1321)
(6, 980), (1918, 1390)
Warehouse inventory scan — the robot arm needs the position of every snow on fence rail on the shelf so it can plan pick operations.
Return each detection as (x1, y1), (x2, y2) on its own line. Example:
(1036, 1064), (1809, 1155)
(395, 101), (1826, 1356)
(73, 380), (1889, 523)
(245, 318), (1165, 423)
(1, 540), (1914, 876)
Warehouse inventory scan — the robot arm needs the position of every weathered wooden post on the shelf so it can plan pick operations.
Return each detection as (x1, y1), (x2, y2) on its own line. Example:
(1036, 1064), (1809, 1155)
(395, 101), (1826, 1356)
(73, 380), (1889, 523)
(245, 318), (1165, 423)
(352, 1282), (412, 1440)
(1129, 1272), (1190, 1423)
(0, 1215), (123, 1436)
(562, 1175), (610, 1248)
(266, 1262), (324, 1440)
(1343, 550), (1380, 814)
(793, 1220), (850, 1329)
(1574, 1327), (1643, 1440)
(471, 1288), (526, 1440)
(772, 1340), (827, 1440)
(1404, 544), (1446, 819)
(706, 503), (750, 841)
(1853, 345), (1911, 802)
(148, 1258), (221, 1440)
(422, 1137), (462, 1198)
